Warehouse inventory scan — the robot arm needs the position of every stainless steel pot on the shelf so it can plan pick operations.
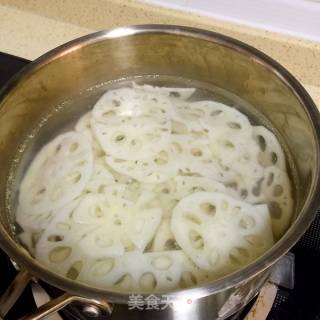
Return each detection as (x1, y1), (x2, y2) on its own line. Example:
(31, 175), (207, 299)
(0, 25), (319, 320)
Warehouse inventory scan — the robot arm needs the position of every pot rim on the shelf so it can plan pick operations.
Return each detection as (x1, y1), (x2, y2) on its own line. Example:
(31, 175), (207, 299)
(0, 24), (319, 303)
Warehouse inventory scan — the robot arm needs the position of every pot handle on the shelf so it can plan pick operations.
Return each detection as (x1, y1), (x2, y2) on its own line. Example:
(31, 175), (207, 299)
(0, 269), (32, 318)
(19, 293), (113, 320)
(0, 269), (112, 320)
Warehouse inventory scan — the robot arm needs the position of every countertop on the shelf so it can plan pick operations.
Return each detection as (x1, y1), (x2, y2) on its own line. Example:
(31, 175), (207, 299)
(0, 0), (319, 106)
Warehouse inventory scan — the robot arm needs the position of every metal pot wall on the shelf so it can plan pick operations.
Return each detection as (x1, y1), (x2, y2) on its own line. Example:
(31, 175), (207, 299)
(0, 25), (319, 320)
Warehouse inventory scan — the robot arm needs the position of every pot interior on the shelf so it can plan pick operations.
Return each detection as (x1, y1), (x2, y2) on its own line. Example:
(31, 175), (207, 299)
(0, 27), (318, 298)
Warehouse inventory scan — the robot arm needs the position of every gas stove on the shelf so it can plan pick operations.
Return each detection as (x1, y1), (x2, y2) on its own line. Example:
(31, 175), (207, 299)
(0, 52), (320, 320)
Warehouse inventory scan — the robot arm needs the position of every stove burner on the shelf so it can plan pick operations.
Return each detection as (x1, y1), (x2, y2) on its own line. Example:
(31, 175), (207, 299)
(0, 52), (320, 320)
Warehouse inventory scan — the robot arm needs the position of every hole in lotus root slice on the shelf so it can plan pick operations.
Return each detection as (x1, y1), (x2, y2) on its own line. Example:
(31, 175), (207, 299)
(90, 205), (104, 219)
(102, 110), (117, 120)
(271, 152), (278, 165)
(257, 135), (266, 151)
(240, 189), (248, 200)
(171, 192), (274, 271)
(150, 179), (177, 198)
(252, 178), (264, 197)
(190, 148), (203, 157)
(268, 202), (283, 219)
(145, 251), (185, 291)
(90, 258), (115, 276)
(49, 246), (72, 263)
(200, 202), (216, 216)
(143, 240), (153, 253)
(189, 230), (204, 249)
(139, 272), (157, 291)
(69, 142), (79, 153)
(168, 91), (181, 98)
(210, 109), (222, 117)
(273, 185), (284, 197)
(47, 234), (64, 242)
(113, 274), (133, 290)
(226, 181), (238, 191)
(113, 132), (127, 143)
(164, 239), (181, 250)
(253, 126), (286, 170)
(221, 140), (235, 149)
(227, 122), (242, 130)
(18, 132), (93, 217)
(267, 172), (274, 186)
(66, 260), (83, 280)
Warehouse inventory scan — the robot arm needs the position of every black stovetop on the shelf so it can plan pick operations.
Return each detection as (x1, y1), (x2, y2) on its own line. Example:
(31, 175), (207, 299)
(0, 51), (320, 320)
